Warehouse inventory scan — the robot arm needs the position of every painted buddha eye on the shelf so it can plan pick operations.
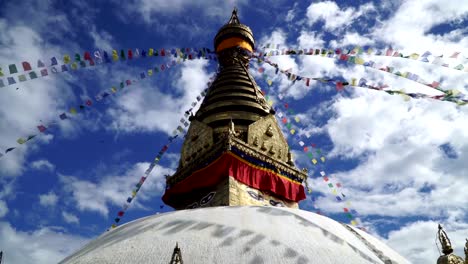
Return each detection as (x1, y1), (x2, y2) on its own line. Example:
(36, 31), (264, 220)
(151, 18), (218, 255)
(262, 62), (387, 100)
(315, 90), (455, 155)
(247, 190), (259, 200)
(200, 192), (216, 205)
(269, 200), (284, 207)
(187, 202), (199, 209)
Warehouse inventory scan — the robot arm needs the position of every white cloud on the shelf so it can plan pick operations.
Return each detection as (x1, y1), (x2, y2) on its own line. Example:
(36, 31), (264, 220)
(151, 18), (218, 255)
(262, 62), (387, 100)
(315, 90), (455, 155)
(306, 1), (375, 31)
(114, 0), (248, 24)
(39, 192), (59, 207)
(62, 211), (79, 225)
(59, 162), (174, 216)
(30, 159), (55, 172)
(372, 0), (468, 52)
(0, 200), (8, 218)
(106, 59), (211, 134)
(0, 221), (88, 264)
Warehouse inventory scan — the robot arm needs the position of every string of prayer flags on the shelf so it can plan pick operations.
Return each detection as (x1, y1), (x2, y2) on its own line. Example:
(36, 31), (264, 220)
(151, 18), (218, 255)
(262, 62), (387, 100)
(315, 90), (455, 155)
(255, 55), (468, 106)
(256, 46), (467, 72)
(0, 56), (211, 159)
(257, 74), (363, 229)
(108, 73), (218, 230)
(0, 47), (216, 89)
(258, 48), (468, 105)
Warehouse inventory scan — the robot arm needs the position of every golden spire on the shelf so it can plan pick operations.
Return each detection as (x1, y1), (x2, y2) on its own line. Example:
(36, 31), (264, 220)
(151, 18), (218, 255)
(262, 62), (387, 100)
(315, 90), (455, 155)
(438, 224), (454, 255)
(436, 224), (466, 264)
(465, 239), (468, 264)
(227, 7), (240, 24)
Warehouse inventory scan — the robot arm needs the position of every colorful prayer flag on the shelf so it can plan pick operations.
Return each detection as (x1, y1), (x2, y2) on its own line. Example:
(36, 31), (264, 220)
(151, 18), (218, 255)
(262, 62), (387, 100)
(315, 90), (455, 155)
(22, 62), (32, 71)
(5, 147), (15, 153)
(17, 138), (26, 144)
(37, 125), (47, 132)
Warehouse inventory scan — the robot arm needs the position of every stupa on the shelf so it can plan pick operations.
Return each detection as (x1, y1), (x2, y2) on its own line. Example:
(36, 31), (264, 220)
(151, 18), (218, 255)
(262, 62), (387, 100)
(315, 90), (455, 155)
(60, 9), (412, 264)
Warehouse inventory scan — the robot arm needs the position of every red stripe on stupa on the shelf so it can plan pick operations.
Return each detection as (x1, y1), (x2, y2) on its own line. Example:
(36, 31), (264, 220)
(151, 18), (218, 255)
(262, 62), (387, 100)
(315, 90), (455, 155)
(162, 151), (306, 204)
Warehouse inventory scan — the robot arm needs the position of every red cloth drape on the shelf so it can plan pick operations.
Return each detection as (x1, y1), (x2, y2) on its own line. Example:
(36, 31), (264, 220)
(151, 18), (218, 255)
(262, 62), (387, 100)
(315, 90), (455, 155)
(162, 152), (306, 203)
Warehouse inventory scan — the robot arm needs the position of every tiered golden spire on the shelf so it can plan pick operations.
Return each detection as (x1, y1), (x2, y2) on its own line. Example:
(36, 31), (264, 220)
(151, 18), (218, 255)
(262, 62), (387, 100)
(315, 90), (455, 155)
(436, 224), (467, 264)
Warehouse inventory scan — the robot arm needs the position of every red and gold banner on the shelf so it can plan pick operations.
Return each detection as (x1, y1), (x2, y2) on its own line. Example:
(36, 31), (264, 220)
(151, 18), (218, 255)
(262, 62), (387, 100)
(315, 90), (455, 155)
(162, 150), (306, 203)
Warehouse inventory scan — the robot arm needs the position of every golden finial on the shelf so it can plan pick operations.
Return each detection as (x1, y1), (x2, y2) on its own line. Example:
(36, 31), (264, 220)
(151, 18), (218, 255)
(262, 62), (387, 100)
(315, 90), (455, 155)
(464, 239), (468, 263)
(438, 224), (454, 255)
(228, 7), (240, 24)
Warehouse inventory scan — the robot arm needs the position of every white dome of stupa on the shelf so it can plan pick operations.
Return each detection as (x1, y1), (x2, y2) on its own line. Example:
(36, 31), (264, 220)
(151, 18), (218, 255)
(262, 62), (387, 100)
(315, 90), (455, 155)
(59, 206), (409, 264)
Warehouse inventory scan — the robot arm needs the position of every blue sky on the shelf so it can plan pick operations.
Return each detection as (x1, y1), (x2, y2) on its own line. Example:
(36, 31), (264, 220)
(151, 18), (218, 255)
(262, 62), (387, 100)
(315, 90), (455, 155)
(0, 0), (467, 263)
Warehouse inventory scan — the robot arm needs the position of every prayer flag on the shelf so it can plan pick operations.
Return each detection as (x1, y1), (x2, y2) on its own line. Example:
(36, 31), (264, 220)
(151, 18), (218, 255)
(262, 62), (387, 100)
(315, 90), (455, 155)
(336, 183), (342, 188)
(312, 159), (317, 164)
(9, 64), (18, 74)
(343, 208), (349, 212)
(126, 197), (132, 203)
(336, 82), (344, 91)
(29, 71), (37, 79)
(385, 48), (393, 56)
(85, 100), (92, 106)
(17, 138), (26, 144)
(336, 196), (342, 201)
(114, 218), (120, 223)
(112, 50), (119, 61)
(63, 55), (71, 64)
(351, 220), (357, 226)
(37, 60), (45, 68)
(429, 81), (440, 88)
(37, 125), (47, 132)
(421, 51), (431, 57)
(332, 189), (337, 195)
(120, 50), (126, 60)
(0, 79), (4, 87)
(294, 116), (300, 123)
(290, 129), (296, 135)
(306, 78), (310, 86)
(321, 157), (326, 162)
(5, 147), (15, 153)
(18, 75), (26, 82)
(59, 113), (67, 120)
(323, 176), (329, 181)
(84, 51), (92, 61)
(410, 53), (419, 60)
(303, 146), (309, 152)
(7, 77), (16, 85)
(111, 224), (117, 228)
(328, 183), (333, 188)
(320, 171), (326, 176)
(40, 69), (48, 76)
(450, 52), (460, 58)
(117, 211), (124, 217)
(147, 69), (153, 76)
(22, 62), (32, 71)
(355, 57), (365, 65)
(50, 57), (58, 66)
(69, 108), (77, 114)
(128, 49), (133, 59)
